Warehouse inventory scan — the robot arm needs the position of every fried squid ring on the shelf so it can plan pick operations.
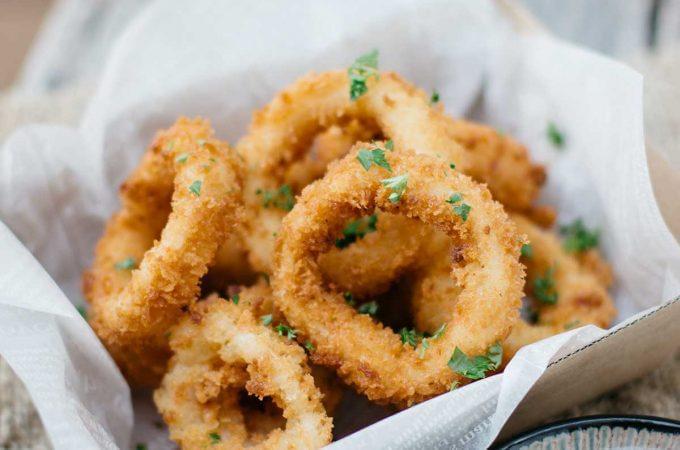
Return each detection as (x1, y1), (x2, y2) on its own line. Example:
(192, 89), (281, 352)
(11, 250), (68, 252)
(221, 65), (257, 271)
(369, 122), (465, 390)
(231, 280), (344, 415)
(153, 295), (333, 449)
(411, 214), (616, 363)
(272, 144), (524, 406)
(83, 117), (243, 386)
(238, 70), (543, 274)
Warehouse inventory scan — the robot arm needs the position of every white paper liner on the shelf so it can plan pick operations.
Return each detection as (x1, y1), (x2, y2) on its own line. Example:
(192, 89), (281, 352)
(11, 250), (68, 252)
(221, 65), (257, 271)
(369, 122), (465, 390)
(1, 1), (678, 449)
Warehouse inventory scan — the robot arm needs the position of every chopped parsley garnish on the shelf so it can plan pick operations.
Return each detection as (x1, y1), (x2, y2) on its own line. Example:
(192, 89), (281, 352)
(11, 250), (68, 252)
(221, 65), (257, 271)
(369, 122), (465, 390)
(449, 163), (456, 170)
(446, 193), (471, 221)
(357, 301), (378, 316)
(357, 147), (392, 172)
(261, 314), (273, 326)
(385, 140), (394, 151)
(560, 219), (599, 253)
(231, 294), (239, 305)
(76, 305), (87, 320)
(547, 122), (565, 149)
(114, 257), (136, 270)
(304, 340), (315, 351)
(275, 324), (298, 340)
(418, 324), (446, 358)
(256, 185), (295, 211)
(399, 327), (422, 347)
(521, 243), (533, 259)
(175, 153), (189, 164)
(348, 50), (379, 101)
(135, 444), (147, 450)
(381, 173), (408, 203)
(430, 90), (440, 105)
(343, 291), (356, 306)
(534, 266), (558, 304)
(448, 342), (502, 380)
(188, 180), (202, 196)
(450, 381), (459, 391)
(399, 324), (446, 358)
(209, 432), (221, 444)
(335, 214), (378, 248)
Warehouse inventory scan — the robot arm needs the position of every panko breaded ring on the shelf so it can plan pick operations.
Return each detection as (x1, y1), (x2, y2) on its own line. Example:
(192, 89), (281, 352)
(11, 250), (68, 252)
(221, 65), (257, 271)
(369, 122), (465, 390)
(83, 118), (242, 386)
(153, 295), (333, 450)
(230, 280), (344, 415)
(317, 213), (429, 298)
(411, 214), (616, 363)
(502, 215), (616, 360)
(272, 144), (524, 406)
(238, 70), (543, 274)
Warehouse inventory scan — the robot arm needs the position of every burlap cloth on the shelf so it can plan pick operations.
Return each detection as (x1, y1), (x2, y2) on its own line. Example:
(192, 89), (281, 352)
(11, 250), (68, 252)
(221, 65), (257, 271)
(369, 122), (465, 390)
(0, 86), (678, 449)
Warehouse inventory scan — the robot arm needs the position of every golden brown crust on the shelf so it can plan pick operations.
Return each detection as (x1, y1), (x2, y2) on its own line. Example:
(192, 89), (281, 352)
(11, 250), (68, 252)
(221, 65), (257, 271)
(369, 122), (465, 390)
(411, 214), (616, 364)
(153, 294), (333, 449)
(237, 70), (544, 275)
(84, 118), (243, 386)
(272, 144), (524, 406)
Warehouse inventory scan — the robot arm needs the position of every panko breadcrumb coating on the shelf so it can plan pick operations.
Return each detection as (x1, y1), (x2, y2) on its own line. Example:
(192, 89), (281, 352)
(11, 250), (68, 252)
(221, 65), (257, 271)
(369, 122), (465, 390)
(154, 294), (332, 450)
(273, 144), (524, 407)
(83, 118), (243, 387)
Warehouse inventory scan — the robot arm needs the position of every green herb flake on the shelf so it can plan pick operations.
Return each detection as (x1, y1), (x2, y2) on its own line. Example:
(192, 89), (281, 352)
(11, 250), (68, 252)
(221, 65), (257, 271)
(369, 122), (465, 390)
(399, 327), (422, 347)
(275, 324), (298, 340)
(385, 140), (394, 151)
(261, 314), (273, 326)
(357, 301), (378, 316)
(135, 444), (148, 450)
(209, 432), (221, 444)
(446, 193), (472, 221)
(343, 291), (356, 306)
(335, 214), (378, 248)
(175, 153), (189, 164)
(348, 49), (379, 101)
(256, 185), (295, 211)
(188, 180), (202, 196)
(356, 148), (392, 172)
(163, 141), (175, 153)
(114, 257), (136, 271)
(521, 243), (533, 259)
(450, 381), (459, 391)
(547, 122), (565, 149)
(448, 342), (502, 380)
(304, 340), (315, 351)
(449, 163), (456, 170)
(76, 305), (87, 320)
(430, 90), (440, 105)
(231, 294), (239, 305)
(534, 266), (558, 304)
(381, 173), (408, 203)
(560, 219), (599, 253)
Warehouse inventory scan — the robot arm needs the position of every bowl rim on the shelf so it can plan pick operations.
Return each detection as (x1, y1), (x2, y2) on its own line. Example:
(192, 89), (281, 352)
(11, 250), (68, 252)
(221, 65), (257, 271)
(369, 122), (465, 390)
(493, 414), (680, 449)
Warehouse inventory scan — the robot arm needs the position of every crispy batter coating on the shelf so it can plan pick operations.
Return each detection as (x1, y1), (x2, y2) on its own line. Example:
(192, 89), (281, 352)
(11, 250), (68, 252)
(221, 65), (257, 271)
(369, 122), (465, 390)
(237, 70), (544, 274)
(154, 294), (333, 449)
(318, 213), (429, 298)
(272, 144), (524, 406)
(446, 119), (546, 211)
(83, 118), (243, 387)
(411, 214), (616, 363)
(229, 280), (344, 415)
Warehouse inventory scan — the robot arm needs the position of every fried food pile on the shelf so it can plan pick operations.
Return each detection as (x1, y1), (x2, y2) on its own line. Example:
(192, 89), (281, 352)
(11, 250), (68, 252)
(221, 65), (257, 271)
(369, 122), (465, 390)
(82, 51), (616, 449)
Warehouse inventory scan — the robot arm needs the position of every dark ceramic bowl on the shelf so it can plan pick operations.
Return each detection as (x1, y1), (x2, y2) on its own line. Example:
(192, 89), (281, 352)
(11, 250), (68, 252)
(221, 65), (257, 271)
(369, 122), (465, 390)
(494, 415), (680, 450)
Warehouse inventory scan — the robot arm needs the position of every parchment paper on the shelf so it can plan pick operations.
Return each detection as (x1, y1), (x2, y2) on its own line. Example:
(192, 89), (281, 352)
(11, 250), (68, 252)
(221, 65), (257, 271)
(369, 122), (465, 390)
(1, 1), (678, 449)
